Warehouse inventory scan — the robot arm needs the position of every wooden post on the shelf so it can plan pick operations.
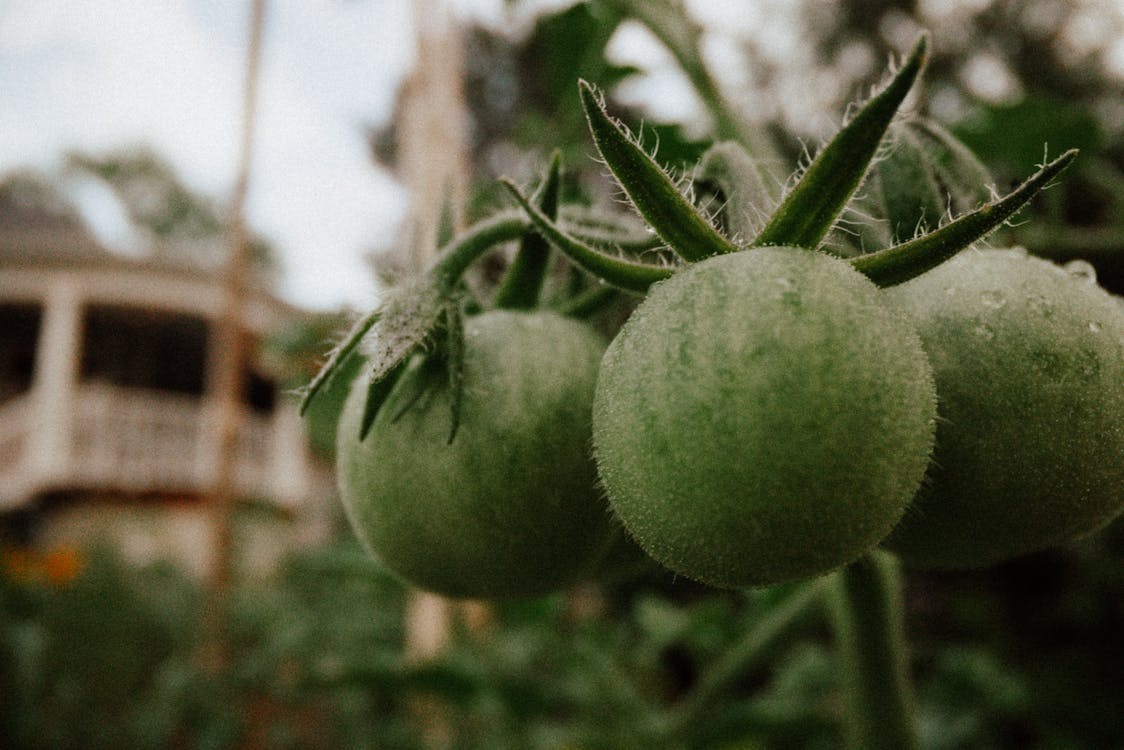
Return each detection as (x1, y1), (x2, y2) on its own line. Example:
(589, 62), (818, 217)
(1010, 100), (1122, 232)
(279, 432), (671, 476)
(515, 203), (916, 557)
(202, 0), (267, 667)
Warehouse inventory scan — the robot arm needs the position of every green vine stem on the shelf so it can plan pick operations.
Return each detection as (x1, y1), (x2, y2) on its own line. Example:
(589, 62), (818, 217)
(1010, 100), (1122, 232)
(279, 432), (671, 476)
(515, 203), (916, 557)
(660, 577), (829, 742)
(825, 551), (918, 750)
(430, 210), (531, 289)
(493, 152), (562, 309)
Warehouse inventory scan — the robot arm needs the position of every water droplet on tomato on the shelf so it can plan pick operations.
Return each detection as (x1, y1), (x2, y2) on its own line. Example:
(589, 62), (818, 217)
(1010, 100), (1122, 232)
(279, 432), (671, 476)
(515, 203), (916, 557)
(1063, 260), (1097, 284)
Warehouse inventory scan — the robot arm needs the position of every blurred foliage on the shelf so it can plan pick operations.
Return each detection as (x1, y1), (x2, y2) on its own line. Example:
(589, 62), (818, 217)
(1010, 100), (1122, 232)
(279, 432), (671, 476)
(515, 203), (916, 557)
(65, 148), (279, 280)
(2, 530), (1120, 748)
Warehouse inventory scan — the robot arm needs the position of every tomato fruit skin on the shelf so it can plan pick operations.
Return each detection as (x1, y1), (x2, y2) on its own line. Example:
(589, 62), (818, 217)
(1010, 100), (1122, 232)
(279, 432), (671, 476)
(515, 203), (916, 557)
(883, 249), (1124, 568)
(592, 247), (937, 588)
(336, 310), (615, 598)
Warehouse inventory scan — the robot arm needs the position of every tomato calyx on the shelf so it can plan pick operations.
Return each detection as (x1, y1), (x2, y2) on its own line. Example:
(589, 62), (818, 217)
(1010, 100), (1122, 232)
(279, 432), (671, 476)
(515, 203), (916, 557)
(505, 33), (1075, 298)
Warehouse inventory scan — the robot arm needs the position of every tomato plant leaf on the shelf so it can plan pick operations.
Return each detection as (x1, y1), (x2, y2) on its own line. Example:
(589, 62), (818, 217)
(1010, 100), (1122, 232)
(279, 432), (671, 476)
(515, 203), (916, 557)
(494, 151), (562, 310)
(501, 178), (676, 293)
(579, 80), (739, 261)
(753, 34), (928, 250)
(852, 149), (1078, 287)
(299, 308), (380, 415)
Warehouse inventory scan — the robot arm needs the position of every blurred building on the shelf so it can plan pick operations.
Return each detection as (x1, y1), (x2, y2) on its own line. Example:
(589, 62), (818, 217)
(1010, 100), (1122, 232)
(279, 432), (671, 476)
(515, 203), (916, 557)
(0, 184), (335, 578)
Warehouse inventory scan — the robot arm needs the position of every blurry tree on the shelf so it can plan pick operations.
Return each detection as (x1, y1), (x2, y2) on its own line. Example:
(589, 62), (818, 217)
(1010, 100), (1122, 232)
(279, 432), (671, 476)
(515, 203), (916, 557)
(65, 148), (279, 282)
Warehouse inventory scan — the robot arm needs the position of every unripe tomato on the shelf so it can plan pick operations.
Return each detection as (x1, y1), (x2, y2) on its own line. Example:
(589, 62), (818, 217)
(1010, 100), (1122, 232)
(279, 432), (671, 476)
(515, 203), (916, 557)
(593, 247), (937, 588)
(336, 310), (615, 598)
(883, 249), (1124, 568)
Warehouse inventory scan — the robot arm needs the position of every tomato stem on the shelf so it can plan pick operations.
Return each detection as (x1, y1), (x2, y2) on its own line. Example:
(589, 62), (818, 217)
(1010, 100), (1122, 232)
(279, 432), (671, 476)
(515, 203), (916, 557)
(430, 210), (531, 288)
(494, 152), (562, 310)
(753, 34), (928, 250)
(826, 551), (918, 750)
(557, 285), (619, 318)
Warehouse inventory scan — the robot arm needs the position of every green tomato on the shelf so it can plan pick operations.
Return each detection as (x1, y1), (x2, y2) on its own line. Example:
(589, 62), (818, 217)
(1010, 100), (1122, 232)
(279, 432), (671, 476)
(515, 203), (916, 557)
(883, 249), (1124, 568)
(593, 247), (937, 588)
(336, 310), (615, 598)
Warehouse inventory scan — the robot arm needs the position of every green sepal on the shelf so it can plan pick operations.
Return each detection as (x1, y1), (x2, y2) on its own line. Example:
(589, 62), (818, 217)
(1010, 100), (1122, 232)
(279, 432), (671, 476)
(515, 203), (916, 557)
(597, 0), (783, 187)
(753, 34), (929, 250)
(903, 118), (992, 211)
(387, 353), (439, 425)
(866, 123), (947, 246)
(444, 302), (465, 444)
(501, 179), (675, 294)
(579, 80), (739, 261)
(558, 205), (660, 253)
(359, 357), (410, 441)
(299, 308), (380, 415)
(358, 274), (447, 385)
(852, 149), (1078, 287)
(494, 152), (562, 310)
(693, 141), (772, 243)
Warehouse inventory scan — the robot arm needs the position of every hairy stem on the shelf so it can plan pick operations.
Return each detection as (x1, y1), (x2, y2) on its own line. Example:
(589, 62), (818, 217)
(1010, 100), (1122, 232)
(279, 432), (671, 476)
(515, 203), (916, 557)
(494, 152), (562, 309)
(826, 551), (918, 750)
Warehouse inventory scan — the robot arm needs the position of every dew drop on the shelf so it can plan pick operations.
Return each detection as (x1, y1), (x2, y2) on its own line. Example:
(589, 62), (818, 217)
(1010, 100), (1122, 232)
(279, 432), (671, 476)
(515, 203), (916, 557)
(980, 290), (1007, 309)
(1031, 295), (1055, 319)
(1063, 260), (1097, 284)
(1088, 321), (1102, 334)
(944, 286), (958, 297)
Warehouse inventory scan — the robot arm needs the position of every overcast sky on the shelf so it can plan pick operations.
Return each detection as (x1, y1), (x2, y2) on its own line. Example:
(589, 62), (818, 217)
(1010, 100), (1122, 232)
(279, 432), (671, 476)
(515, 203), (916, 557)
(0, 1), (521, 310)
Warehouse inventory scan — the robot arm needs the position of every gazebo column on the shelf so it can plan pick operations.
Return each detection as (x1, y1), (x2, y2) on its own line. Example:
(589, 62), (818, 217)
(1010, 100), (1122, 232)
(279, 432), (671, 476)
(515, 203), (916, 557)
(28, 278), (83, 483)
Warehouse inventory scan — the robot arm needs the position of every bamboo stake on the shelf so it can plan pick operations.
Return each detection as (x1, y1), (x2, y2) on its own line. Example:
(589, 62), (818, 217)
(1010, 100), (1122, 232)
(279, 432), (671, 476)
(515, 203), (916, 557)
(203, 0), (266, 668)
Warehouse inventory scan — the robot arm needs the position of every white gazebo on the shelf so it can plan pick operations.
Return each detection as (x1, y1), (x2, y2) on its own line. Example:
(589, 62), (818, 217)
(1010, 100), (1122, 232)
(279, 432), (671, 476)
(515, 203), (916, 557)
(0, 191), (335, 578)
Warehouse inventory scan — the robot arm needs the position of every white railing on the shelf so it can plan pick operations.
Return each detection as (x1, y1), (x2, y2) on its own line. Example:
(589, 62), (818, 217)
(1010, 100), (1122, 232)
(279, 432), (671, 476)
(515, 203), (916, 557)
(0, 384), (315, 508)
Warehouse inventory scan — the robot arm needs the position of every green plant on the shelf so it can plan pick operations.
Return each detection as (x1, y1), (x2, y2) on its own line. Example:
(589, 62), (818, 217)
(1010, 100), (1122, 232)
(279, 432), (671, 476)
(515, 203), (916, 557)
(301, 25), (1117, 749)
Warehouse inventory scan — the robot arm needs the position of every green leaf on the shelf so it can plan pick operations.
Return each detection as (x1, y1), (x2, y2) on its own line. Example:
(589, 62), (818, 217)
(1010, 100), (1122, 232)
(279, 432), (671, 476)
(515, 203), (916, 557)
(579, 80), (739, 261)
(493, 152), (562, 309)
(852, 149), (1078, 287)
(501, 178), (675, 293)
(753, 34), (929, 250)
